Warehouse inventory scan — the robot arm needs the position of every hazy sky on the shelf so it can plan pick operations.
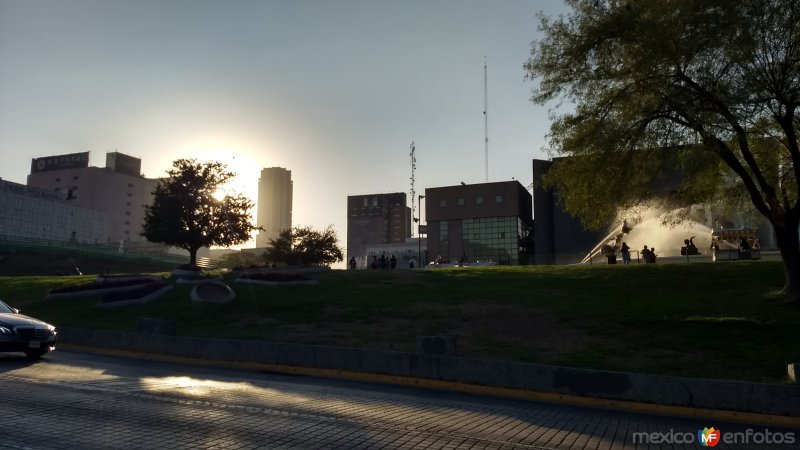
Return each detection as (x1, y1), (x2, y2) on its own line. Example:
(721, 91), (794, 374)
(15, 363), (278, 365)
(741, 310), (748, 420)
(0, 0), (567, 249)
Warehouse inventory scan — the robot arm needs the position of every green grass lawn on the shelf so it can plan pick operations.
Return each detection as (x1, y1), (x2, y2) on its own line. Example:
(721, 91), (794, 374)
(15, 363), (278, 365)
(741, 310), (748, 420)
(1, 261), (798, 384)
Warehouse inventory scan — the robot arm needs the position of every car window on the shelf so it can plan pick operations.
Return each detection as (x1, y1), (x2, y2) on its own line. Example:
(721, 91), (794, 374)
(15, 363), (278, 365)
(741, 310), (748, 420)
(0, 301), (14, 314)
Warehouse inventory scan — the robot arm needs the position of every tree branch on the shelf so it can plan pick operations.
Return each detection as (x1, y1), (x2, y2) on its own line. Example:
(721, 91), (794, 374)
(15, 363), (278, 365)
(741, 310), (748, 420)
(676, 72), (778, 200)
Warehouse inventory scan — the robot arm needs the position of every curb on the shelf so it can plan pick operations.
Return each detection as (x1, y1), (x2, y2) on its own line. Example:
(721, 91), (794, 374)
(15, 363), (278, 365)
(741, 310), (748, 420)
(59, 343), (800, 429)
(56, 329), (800, 428)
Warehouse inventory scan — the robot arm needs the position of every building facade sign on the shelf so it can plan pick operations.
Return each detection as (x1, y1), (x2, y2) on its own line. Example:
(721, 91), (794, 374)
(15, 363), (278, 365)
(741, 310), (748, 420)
(31, 152), (90, 173)
(1, 180), (64, 202)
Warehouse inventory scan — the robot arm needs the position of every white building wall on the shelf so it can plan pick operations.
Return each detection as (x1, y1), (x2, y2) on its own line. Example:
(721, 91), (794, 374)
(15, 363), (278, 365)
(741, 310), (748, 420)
(0, 179), (105, 242)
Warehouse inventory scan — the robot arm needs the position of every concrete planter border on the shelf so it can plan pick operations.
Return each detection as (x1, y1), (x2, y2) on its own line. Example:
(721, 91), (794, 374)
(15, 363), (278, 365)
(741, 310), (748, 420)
(190, 281), (235, 304)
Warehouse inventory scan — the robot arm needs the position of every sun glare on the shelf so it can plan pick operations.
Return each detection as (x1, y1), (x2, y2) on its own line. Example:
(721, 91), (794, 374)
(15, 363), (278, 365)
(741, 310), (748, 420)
(212, 189), (227, 201)
(188, 146), (264, 248)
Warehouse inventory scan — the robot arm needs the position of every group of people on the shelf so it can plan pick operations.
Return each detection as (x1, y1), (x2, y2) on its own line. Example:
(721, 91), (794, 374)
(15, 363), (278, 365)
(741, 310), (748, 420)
(350, 254), (419, 270)
(641, 245), (657, 263)
(364, 254), (397, 270)
(618, 242), (656, 263)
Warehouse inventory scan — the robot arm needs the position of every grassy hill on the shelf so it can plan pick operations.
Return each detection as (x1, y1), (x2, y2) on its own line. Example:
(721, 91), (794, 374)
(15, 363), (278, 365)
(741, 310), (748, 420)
(0, 252), (183, 276)
(1, 261), (798, 384)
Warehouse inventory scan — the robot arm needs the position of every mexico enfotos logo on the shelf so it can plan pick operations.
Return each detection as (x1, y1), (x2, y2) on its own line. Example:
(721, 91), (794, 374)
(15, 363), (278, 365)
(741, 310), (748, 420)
(632, 427), (796, 446)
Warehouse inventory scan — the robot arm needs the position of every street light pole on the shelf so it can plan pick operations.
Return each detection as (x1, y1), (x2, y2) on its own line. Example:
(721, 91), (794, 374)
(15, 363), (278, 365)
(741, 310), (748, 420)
(418, 194), (425, 269)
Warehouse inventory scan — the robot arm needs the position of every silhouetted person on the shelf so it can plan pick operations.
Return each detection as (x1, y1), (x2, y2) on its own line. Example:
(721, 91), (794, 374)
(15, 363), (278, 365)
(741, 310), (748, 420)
(390, 254), (397, 269)
(349, 257), (356, 270)
(620, 242), (631, 264)
(641, 245), (650, 263)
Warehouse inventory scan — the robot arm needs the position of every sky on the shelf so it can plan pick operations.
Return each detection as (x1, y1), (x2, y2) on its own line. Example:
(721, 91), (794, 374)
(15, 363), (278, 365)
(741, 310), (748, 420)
(0, 0), (567, 250)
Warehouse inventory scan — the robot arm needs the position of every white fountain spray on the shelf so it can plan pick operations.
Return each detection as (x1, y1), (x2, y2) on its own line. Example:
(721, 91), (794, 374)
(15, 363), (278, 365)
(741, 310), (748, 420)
(582, 205), (715, 263)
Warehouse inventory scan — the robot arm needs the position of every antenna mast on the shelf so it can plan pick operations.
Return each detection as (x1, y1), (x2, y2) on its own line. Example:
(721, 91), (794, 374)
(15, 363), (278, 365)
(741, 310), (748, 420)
(410, 141), (417, 236)
(484, 57), (489, 183)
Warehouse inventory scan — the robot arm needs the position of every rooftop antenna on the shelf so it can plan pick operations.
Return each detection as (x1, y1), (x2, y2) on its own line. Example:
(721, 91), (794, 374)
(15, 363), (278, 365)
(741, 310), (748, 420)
(484, 56), (489, 183)
(410, 141), (417, 236)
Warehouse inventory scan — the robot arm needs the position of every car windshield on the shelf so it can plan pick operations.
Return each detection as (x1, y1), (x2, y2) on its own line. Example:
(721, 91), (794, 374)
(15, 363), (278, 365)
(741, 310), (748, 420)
(0, 301), (14, 314)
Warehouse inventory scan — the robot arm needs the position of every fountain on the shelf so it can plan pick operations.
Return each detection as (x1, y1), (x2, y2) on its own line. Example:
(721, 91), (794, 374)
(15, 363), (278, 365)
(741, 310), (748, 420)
(581, 206), (714, 264)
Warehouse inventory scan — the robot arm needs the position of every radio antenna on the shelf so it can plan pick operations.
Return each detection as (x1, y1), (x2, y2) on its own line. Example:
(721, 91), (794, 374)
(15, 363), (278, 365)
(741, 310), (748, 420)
(410, 141), (417, 235)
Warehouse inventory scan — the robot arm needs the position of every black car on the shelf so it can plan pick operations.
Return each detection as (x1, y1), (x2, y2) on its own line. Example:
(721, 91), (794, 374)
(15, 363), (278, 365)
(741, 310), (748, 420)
(0, 299), (57, 359)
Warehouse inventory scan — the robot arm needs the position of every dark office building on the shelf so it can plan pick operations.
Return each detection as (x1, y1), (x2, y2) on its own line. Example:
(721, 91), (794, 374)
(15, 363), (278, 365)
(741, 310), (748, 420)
(347, 193), (411, 265)
(532, 159), (605, 264)
(425, 181), (533, 265)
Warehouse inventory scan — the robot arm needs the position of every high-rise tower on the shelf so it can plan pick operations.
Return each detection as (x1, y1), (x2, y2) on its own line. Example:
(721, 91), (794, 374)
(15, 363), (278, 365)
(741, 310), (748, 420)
(256, 167), (293, 248)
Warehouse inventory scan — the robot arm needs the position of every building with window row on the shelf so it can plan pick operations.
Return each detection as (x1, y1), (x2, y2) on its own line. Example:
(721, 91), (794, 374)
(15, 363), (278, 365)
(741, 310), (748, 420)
(424, 181), (533, 265)
(346, 192), (411, 268)
(0, 178), (106, 243)
(26, 151), (157, 247)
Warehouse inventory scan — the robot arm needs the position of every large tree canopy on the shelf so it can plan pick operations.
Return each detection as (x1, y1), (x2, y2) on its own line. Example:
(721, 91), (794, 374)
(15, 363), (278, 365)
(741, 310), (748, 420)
(526, 0), (800, 300)
(142, 159), (259, 266)
(263, 226), (344, 267)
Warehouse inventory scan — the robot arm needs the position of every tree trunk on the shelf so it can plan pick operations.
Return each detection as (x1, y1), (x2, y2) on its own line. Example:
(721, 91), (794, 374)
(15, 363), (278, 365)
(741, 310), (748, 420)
(188, 248), (198, 267)
(774, 216), (800, 303)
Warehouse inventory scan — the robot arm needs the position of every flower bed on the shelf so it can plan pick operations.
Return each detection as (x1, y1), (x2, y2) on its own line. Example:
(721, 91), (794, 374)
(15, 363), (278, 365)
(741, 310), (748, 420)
(96, 281), (173, 308)
(96, 274), (163, 284)
(235, 272), (318, 286)
(171, 265), (205, 278)
(47, 278), (158, 299)
(175, 275), (223, 285)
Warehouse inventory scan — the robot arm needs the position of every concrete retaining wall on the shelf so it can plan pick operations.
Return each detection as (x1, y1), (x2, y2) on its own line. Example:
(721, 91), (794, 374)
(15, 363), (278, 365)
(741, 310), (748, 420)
(59, 327), (800, 417)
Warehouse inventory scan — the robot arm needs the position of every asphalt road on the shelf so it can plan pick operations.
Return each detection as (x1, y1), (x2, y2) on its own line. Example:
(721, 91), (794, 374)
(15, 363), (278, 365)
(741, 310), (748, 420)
(0, 350), (795, 449)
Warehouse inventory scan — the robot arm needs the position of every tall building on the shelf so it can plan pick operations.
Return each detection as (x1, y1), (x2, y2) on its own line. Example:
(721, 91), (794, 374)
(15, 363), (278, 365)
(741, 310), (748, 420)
(255, 167), (293, 248)
(346, 193), (412, 266)
(26, 151), (157, 246)
(425, 181), (533, 265)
